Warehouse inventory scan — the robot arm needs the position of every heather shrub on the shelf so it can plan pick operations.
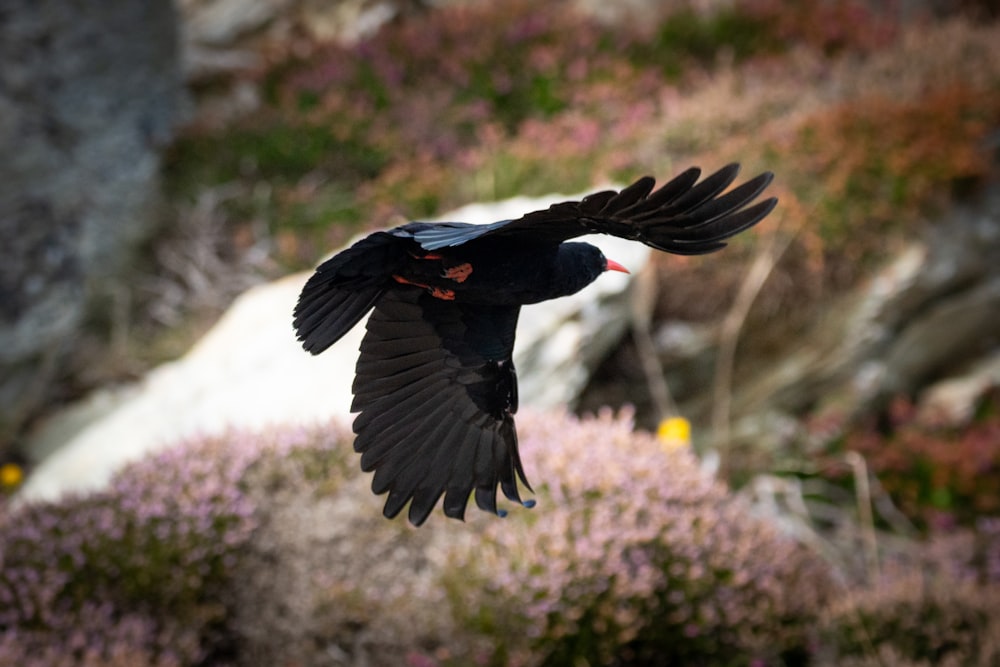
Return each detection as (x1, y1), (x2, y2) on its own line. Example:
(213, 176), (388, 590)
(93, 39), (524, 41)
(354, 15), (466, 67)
(818, 564), (1000, 666)
(926, 517), (1000, 586)
(0, 604), (199, 667)
(166, 410), (835, 666)
(443, 410), (836, 666)
(790, 85), (1000, 246)
(0, 425), (346, 666)
(226, 442), (471, 667)
(741, 0), (899, 54)
(275, 0), (660, 216)
(626, 4), (781, 79)
(812, 453), (1000, 664)
(11, 407), (994, 665)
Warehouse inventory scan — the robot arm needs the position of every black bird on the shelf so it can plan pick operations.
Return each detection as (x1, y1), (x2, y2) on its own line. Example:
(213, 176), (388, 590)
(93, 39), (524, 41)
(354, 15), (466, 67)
(294, 163), (776, 526)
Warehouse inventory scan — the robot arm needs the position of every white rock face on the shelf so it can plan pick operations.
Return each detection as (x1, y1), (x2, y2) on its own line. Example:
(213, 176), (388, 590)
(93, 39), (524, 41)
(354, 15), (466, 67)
(19, 192), (648, 503)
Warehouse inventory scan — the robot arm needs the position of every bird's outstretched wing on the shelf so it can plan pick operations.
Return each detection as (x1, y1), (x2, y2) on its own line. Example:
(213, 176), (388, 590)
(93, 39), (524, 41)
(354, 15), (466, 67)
(351, 289), (533, 525)
(411, 163), (776, 254)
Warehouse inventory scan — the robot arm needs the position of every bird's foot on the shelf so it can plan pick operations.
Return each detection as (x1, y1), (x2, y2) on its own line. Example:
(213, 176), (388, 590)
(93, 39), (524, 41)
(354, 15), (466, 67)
(442, 262), (473, 283)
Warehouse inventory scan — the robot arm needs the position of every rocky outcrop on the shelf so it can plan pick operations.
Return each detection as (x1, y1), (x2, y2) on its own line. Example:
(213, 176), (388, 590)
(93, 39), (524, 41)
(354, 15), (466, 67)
(176, 0), (447, 125)
(725, 187), (1000, 438)
(178, 0), (425, 88)
(0, 0), (186, 443)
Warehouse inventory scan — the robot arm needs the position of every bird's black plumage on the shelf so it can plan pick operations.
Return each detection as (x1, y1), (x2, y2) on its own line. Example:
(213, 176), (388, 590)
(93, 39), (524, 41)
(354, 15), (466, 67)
(293, 163), (777, 525)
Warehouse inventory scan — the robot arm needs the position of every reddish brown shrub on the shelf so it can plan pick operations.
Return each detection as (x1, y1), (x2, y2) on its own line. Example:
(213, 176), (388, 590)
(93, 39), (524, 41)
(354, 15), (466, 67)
(844, 392), (1000, 529)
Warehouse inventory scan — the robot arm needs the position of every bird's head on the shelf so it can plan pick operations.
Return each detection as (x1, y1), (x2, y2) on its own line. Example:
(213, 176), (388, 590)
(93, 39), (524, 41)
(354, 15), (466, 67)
(549, 242), (630, 300)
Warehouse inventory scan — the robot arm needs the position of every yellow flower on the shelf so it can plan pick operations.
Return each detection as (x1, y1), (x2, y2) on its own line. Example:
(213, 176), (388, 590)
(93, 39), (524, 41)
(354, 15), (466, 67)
(1, 463), (24, 489)
(657, 417), (691, 451)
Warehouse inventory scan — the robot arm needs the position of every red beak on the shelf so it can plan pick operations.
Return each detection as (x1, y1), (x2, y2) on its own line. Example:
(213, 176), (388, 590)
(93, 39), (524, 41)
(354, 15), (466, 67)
(605, 258), (630, 274)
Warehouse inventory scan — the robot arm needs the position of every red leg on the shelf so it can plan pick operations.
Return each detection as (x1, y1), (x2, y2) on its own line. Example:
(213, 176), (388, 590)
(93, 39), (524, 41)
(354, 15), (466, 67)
(393, 275), (456, 301)
(392, 274), (426, 288)
(442, 262), (473, 283)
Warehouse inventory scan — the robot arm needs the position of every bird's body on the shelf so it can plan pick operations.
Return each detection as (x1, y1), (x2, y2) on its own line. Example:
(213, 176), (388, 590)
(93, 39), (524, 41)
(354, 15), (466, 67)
(294, 164), (777, 525)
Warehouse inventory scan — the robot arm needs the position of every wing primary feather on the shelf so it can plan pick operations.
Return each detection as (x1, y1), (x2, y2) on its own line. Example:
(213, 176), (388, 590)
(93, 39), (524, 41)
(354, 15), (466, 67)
(656, 163), (741, 215)
(353, 349), (443, 391)
(406, 423), (473, 525)
(442, 433), (480, 520)
(646, 196), (777, 243)
(383, 418), (467, 522)
(634, 166), (702, 211)
(371, 413), (457, 495)
(647, 240), (729, 255)
(597, 176), (655, 215)
(643, 197), (777, 254)
(677, 171), (774, 224)
(356, 396), (455, 471)
(475, 484), (501, 517)
(471, 428), (504, 515)
(351, 376), (449, 430)
(372, 401), (462, 481)
(406, 485), (446, 526)
(359, 335), (443, 360)
(352, 357), (445, 401)
(577, 190), (617, 214)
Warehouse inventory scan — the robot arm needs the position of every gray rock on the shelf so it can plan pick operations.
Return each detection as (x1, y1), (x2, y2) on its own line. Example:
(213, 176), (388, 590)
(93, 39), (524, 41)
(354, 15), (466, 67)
(720, 186), (1000, 449)
(917, 350), (1000, 426)
(178, 0), (412, 82)
(0, 0), (186, 442)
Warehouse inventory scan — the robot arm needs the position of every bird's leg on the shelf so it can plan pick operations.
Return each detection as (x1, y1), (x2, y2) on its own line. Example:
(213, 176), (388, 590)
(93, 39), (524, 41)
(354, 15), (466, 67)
(428, 287), (456, 300)
(391, 274), (456, 301)
(442, 262), (473, 283)
(408, 250), (443, 260)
